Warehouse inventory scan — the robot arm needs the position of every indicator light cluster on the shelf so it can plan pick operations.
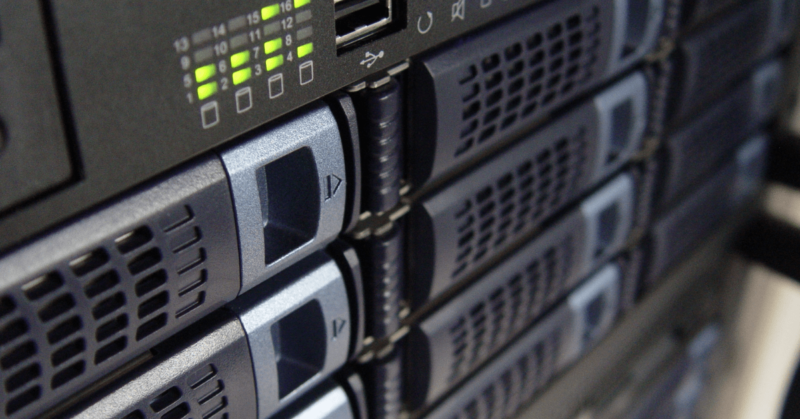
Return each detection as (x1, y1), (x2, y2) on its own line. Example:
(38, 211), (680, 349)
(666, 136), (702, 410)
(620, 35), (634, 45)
(187, 0), (314, 103)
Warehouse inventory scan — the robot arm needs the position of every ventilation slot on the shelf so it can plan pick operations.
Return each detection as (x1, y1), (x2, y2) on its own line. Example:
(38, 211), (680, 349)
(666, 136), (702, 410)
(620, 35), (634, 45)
(6, 385), (41, 415)
(22, 273), (64, 301)
(38, 294), (75, 322)
(136, 313), (168, 341)
(95, 336), (126, 364)
(151, 386), (183, 412)
(84, 271), (121, 299)
(96, 315), (128, 342)
(163, 403), (191, 419)
(135, 270), (167, 297)
(5, 364), (40, 392)
(115, 226), (154, 254)
(176, 292), (205, 319)
(0, 319), (28, 346)
(128, 248), (163, 275)
(50, 338), (85, 367)
(92, 293), (125, 320)
(0, 297), (16, 318)
(189, 364), (218, 389)
(51, 360), (85, 389)
(160, 205), (194, 233)
(70, 249), (110, 277)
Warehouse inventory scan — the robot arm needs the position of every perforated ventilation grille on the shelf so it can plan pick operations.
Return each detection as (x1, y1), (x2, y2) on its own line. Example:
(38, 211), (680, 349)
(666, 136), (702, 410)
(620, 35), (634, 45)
(454, 6), (601, 158)
(122, 363), (231, 419)
(451, 133), (587, 279)
(682, 5), (762, 110)
(448, 239), (573, 384)
(0, 206), (213, 417)
(448, 329), (562, 419)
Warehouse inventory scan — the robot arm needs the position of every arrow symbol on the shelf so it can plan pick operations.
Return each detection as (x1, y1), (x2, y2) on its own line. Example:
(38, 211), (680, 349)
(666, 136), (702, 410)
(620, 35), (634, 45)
(325, 174), (343, 200)
(360, 51), (384, 68)
(332, 318), (347, 340)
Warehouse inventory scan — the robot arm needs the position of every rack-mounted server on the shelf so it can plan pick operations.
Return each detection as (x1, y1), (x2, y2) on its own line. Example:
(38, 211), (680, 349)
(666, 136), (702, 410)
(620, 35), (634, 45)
(0, 0), (795, 417)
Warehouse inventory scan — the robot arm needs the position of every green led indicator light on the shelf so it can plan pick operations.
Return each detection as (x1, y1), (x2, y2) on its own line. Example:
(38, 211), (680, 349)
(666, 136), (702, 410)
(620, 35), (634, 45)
(232, 68), (252, 85)
(197, 81), (218, 100)
(264, 38), (282, 55)
(261, 4), (280, 20)
(231, 51), (250, 68)
(297, 42), (313, 58)
(294, 0), (310, 8)
(194, 64), (216, 83)
(266, 55), (284, 71)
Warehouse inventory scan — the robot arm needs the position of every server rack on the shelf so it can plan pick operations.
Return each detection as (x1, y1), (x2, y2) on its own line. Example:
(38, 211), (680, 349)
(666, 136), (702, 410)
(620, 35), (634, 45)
(0, 0), (796, 417)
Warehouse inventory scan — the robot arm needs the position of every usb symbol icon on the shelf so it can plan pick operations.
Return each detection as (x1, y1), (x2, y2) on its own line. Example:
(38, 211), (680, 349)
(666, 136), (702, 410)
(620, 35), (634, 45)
(360, 51), (384, 68)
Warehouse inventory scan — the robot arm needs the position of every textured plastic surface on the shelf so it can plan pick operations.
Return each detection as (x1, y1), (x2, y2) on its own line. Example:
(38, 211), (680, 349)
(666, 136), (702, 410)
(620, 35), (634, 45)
(659, 60), (781, 206)
(355, 79), (404, 214)
(420, 263), (620, 418)
(220, 102), (347, 294)
(0, 156), (239, 419)
(408, 72), (646, 305)
(366, 348), (404, 419)
(227, 251), (353, 419)
(408, 0), (660, 187)
(669, 0), (790, 121)
(0, 1), (73, 212)
(357, 223), (405, 338)
(67, 310), (257, 419)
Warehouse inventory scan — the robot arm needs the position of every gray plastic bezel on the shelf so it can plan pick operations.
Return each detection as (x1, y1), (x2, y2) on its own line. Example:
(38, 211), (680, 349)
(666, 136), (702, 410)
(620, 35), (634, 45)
(561, 263), (621, 363)
(228, 251), (352, 419)
(590, 73), (648, 184)
(606, 0), (665, 73)
(579, 174), (636, 274)
(0, 156), (240, 419)
(220, 102), (347, 294)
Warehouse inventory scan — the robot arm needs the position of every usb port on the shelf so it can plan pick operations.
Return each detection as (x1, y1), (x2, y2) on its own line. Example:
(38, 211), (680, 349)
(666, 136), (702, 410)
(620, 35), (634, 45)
(335, 0), (393, 48)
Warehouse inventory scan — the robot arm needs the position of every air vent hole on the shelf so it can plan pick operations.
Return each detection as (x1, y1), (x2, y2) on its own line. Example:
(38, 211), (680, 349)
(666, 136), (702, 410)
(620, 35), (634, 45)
(47, 316), (82, 345)
(115, 227), (154, 254)
(70, 249), (110, 277)
(84, 270), (121, 299)
(22, 273), (64, 301)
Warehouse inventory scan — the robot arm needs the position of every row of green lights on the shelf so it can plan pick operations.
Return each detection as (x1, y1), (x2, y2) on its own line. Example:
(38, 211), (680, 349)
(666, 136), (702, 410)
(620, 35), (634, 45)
(261, 0), (310, 20)
(195, 42), (312, 101)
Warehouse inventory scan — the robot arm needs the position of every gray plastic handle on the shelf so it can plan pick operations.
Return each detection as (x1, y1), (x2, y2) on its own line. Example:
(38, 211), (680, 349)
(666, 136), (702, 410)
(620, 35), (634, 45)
(229, 251), (352, 419)
(220, 102), (347, 294)
(578, 174), (635, 280)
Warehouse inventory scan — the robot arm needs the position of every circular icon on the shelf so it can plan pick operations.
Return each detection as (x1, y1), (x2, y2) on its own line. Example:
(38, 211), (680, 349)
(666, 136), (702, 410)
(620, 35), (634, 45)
(417, 11), (433, 34)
